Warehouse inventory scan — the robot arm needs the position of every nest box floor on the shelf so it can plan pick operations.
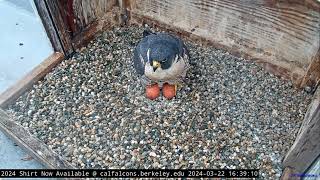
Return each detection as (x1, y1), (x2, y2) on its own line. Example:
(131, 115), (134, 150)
(6, 26), (312, 179)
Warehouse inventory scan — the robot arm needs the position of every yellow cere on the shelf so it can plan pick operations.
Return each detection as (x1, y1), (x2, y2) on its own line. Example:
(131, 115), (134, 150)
(152, 61), (161, 68)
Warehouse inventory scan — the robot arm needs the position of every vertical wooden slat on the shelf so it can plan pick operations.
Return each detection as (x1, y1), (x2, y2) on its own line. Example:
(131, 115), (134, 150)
(33, 0), (63, 53)
(60, 0), (76, 36)
(283, 87), (320, 174)
(71, 0), (117, 36)
(118, 0), (131, 25)
(70, 0), (119, 48)
(45, 0), (74, 55)
(301, 49), (320, 89)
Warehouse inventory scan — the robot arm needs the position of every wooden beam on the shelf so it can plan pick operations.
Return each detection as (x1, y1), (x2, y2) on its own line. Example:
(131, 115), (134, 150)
(279, 0), (320, 11)
(72, 21), (100, 49)
(34, 0), (63, 53)
(0, 52), (64, 108)
(118, 0), (130, 25)
(58, 0), (77, 35)
(0, 108), (74, 168)
(71, 8), (121, 49)
(69, 0), (117, 36)
(45, 0), (74, 56)
(300, 49), (320, 90)
(45, 0), (119, 50)
(283, 86), (320, 174)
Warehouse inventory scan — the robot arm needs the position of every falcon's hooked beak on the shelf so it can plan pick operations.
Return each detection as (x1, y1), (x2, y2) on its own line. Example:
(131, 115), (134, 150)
(152, 61), (161, 72)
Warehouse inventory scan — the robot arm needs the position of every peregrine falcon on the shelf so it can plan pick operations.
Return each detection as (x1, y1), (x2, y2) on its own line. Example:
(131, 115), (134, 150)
(133, 30), (190, 99)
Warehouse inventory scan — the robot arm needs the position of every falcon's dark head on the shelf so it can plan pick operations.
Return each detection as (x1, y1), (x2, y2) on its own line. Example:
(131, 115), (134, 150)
(133, 30), (188, 76)
(147, 42), (179, 72)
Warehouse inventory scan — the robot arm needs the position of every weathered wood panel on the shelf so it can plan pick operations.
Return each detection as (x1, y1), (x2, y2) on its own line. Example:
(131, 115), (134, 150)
(45, 0), (74, 55)
(45, 0), (118, 51)
(0, 53), (64, 108)
(301, 49), (320, 90)
(34, 0), (63, 53)
(128, 0), (320, 87)
(0, 108), (74, 168)
(72, 7), (121, 49)
(283, 86), (320, 174)
(71, 0), (117, 35)
(283, 0), (320, 11)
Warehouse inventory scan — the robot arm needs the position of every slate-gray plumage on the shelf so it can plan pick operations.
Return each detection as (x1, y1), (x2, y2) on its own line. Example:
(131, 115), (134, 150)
(133, 30), (190, 86)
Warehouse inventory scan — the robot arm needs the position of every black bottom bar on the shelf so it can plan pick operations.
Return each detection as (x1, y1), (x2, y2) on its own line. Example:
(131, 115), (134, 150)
(0, 169), (259, 178)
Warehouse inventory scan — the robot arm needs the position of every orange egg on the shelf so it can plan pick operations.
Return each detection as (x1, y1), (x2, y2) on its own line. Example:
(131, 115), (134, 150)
(162, 83), (176, 99)
(146, 84), (160, 100)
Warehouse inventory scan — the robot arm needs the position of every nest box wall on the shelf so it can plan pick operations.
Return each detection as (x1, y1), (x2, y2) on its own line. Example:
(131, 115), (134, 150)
(126, 0), (320, 88)
(37, 0), (320, 89)
(0, 0), (318, 175)
(37, 0), (118, 54)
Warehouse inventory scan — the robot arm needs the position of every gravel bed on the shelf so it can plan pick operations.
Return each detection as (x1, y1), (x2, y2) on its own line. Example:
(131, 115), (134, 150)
(6, 26), (312, 179)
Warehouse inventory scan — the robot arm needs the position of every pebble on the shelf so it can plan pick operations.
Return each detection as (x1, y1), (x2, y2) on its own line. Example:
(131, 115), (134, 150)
(6, 26), (313, 179)
(120, 155), (125, 160)
(149, 152), (157, 157)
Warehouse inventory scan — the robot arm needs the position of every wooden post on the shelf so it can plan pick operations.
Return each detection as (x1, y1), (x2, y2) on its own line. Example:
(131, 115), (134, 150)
(300, 49), (320, 90)
(282, 86), (320, 176)
(44, 0), (74, 56)
(34, 0), (64, 53)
